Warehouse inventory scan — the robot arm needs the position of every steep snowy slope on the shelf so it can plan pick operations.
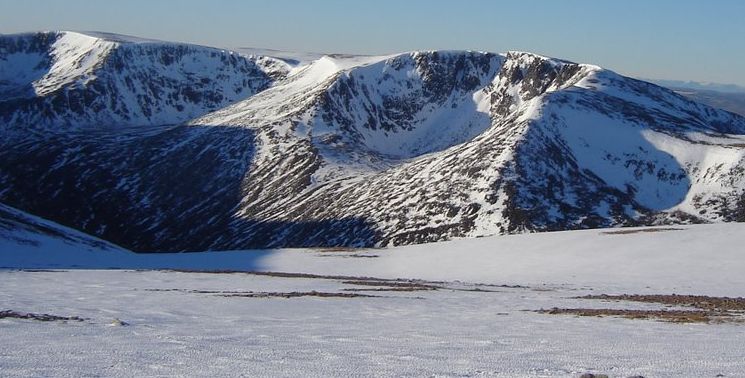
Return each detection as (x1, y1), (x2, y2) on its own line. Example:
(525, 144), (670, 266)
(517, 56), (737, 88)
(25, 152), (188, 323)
(486, 61), (745, 233)
(0, 122), (260, 251)
(2, 32), (745, 251)
(0, 203), (273, 270)
(0, 203), (129, 265)
(0, 31), (286, 134)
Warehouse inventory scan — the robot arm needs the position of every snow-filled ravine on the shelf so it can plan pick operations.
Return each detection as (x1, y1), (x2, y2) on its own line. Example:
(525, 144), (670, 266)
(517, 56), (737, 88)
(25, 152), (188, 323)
(2, 222), (745, 377)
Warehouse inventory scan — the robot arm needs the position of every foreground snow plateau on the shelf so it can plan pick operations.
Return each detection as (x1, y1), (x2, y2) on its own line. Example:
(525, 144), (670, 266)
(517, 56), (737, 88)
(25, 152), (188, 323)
(2, 221), (745, 377)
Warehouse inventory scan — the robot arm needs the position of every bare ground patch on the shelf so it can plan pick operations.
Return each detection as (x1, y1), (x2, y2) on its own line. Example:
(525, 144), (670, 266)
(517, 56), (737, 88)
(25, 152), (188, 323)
(538, 294), (745, 324)
(601, 227), (684, 235)
(316, 247), (364, 253)
(580, 294), (745, 312)
(165, 270), (527, 293)
(219, 291), (383, 299)
(317, 252), (381, 258)
(341, 280), (439, 290)
(537, 307), (721, 323)
(144, 288), (384, 298)
(343, 287), (435, 292)
(0, 310), (86, 322)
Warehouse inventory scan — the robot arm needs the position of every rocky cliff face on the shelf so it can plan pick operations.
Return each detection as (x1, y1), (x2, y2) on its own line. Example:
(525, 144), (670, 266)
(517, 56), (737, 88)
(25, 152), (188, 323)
(2, 32), (744, 251)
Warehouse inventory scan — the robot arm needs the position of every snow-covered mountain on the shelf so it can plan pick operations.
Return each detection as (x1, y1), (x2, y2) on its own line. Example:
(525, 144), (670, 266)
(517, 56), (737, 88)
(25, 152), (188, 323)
(0, 31), (287, 135)
(1, 31), (744, 251)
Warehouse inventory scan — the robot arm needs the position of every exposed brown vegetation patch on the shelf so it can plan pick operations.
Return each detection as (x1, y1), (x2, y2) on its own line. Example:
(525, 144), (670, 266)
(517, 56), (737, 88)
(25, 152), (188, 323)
(580, 294), (745, 312)
(219, 291), (382, 299)
(539, 293), (745, 324)
(343, 287), (433, 292)
(0, 310), (85, 322)
(169, 270), (528, 289)
(341, 280), (439, 290)
(339, 279), (516, 293)
(144, 288), (388, 299)
(161, 270), (527, 296)
(317, 253), (380, 258)
(317, 247), (365, 252)
(171, 270), (400, 282)
(456, 287), (505, 293)
(601, 227), (683, 235)
(537, 307), (719, 323)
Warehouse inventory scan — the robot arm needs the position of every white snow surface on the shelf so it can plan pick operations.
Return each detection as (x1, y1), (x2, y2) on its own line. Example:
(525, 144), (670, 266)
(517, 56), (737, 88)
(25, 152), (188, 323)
(4, 33), (745, 376)
(2, 210), (745, 377)
(3, 216), (744, 295)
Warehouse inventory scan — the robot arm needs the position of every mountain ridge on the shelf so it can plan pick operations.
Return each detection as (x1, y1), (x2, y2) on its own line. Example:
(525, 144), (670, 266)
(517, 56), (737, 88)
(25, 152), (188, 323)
(1, 31), (744, 251)
(0, 31), (288, 134)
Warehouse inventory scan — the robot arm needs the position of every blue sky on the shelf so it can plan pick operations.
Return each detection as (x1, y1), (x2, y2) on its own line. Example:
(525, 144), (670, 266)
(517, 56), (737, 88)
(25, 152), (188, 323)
(2, 0), (744, 85)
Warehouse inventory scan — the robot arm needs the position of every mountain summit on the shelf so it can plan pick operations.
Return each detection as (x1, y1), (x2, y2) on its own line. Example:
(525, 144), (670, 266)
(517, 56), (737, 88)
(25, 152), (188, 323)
(2, 32), (744, 251)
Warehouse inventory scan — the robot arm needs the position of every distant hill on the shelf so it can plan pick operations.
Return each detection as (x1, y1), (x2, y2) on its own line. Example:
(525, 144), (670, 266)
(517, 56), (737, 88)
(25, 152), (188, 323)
(646, 79), (745, 94)
(670, 89), (745, 117)
(644, 79), (745, 116)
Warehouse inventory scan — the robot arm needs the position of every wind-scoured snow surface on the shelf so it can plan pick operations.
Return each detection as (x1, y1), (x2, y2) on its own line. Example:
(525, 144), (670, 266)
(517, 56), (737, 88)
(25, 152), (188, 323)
(2, 31), (745, 252)
(2, 207), (745, 377)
